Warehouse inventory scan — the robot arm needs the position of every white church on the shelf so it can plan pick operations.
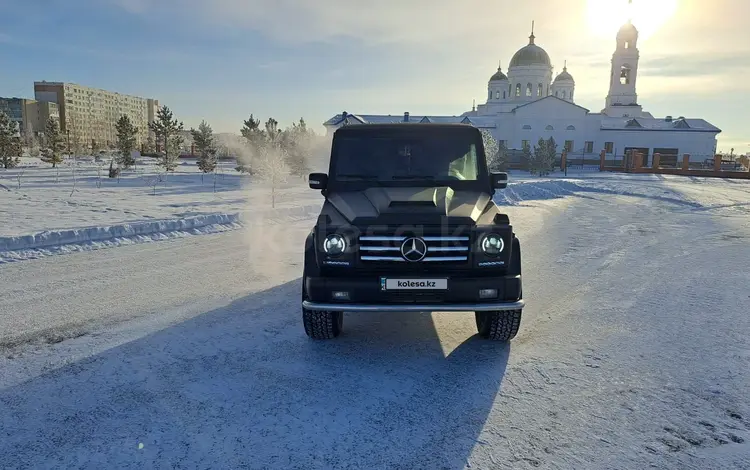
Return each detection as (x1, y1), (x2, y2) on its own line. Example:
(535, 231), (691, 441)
(323, 19), (721, 166)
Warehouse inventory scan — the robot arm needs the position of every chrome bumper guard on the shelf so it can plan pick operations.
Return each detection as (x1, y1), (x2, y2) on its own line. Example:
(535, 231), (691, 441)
(301, 300), (525, 313)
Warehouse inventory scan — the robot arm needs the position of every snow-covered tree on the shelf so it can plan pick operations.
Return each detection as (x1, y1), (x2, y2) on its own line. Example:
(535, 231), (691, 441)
(115, 114), (138, 169)
(521, 141), (532, 173)
(281, 118), (313, 177)
(237, 114), (264, 174)
(257, 140), (290, 208)
(144, 134), (156, 154)
(191, 120), (218, 180)
(40, 117), (65, 168)
(148, 105), (183, 172)
(0, 111), (22, 169)
(530, 137), (556, 176)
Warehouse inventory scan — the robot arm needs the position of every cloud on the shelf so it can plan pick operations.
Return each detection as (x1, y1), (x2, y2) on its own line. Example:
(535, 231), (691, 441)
(639, 53), (750, 78)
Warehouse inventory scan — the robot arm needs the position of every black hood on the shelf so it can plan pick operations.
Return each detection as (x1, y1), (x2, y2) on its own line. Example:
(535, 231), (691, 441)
(322, 187), (499, 226)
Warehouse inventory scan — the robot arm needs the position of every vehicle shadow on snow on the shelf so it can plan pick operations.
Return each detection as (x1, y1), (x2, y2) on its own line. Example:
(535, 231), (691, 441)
(0, 279), (510, 469)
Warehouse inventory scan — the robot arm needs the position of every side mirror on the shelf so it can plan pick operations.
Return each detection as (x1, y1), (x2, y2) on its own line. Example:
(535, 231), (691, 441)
(490, 172), (508, 190)
(308, 172), (328, 190)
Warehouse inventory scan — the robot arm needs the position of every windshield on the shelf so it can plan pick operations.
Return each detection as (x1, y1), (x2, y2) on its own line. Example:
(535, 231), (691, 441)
(332, 129), (482, 184)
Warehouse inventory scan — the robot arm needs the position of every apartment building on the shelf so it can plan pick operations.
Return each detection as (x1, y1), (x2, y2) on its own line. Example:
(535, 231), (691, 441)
(34, 81), (159, 148)
(0, 97), (59, 136)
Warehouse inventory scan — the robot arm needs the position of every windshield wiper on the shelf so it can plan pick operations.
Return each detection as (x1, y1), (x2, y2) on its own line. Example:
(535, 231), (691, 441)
(392, 175), (435, 180)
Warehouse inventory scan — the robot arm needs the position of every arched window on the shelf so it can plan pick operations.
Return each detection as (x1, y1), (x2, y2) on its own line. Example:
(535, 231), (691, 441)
(555, 90), (559, 97)
(545, 125), (554, 131)
(488, 90), (492, 100)
(566, 125), (576, 130)
(495, 91), (500, 99)
(620, 65), (632, 85)
(625, 41), (630, 49)
(570, 91), (574, 100)
(562, 90), (567, 99)
(522, 124), (532, 130)
(515, 83), (521, 97)
(537, 83), (543, 97)
(526, 83), (532, 97)
(509, 84), (512, 97)
(502, 91), (506, 99)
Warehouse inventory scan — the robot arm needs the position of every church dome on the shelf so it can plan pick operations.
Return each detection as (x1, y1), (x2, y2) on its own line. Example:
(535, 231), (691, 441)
(509, 33), (551, 68)
(489, 63), (508, 82)
(554, 64), (574, 83)
(618, 21), (638, 37)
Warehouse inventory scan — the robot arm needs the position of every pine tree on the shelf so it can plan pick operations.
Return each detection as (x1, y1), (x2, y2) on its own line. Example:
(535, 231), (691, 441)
(281, 118), (312, 177)
(40, 117), (65, 168)
(257, 140), (290, 208)
(544, 137), (558, 176)
(144, 134), (156, 154)
(191, 120), (218, 180)
(530, 138), (547, 176)
(0, 111), (22, 169)
(521, 141), (532, 173)
(148, 105), (183, 172)
(481, 130), (499, 171)
(237, 114), (263, 173)
(115, 115), (138, 169)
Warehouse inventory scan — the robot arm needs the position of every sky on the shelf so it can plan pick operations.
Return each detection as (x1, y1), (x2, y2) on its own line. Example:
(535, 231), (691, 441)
(0, 0), (748, 153)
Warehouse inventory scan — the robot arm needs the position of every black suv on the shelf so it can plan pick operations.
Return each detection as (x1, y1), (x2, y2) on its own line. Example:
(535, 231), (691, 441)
(302, 123), (524, 341)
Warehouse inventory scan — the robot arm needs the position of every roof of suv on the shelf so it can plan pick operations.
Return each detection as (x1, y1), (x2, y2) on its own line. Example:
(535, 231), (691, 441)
(334, 123), (477, 134)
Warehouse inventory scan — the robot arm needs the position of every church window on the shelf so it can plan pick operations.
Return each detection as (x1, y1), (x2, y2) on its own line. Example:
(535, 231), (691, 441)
(584, 141), (594, 153)
(522, 124), (532, 130)
(509, 84), (512, 96)
(495, 91), (500, 99)
(515, 84), (521, 97)
(562, 90), (567, 99)
(522, 140), (530, 149)
(566, 125), (576, 130)
(620, 65), (631, 85)
(565, 140), (574, 152)
(526, 83), (532, 97)
(503, 91), (506, 99)
(537, 83), (543, 97)
(605, 142), (614, 154)
(625, 41), (630, 49)
(555, 90), (559, 97)
(545, 125), (554, 131)
(489, 90), (492, 100)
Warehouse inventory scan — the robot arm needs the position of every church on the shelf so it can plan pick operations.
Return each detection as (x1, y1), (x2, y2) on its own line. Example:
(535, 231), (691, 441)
(323, 19), (721, 166)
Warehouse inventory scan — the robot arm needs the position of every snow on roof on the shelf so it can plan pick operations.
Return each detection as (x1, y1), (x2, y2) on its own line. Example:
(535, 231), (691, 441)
(324, 114), (470, 126)
(599, 116), (721, 133)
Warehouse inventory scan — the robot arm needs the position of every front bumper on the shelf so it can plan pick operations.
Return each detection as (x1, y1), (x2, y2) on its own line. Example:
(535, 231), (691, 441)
(303, 274), (522, 313)
(302, 299), (525, 313)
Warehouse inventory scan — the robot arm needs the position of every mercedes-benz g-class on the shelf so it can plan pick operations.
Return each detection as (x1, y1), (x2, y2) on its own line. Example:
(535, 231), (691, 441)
(302, 123), (524, 341)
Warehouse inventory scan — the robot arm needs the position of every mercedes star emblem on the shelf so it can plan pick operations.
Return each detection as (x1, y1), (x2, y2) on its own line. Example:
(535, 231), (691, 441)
(400, 237), (427, 262)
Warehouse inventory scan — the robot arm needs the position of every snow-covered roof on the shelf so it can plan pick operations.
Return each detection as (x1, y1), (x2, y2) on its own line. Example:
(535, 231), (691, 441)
(599, 116), (721, 133)
(511, 95), (591, 113)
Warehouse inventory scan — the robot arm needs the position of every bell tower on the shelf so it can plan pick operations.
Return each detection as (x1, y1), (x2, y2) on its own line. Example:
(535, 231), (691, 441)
(604, 1), (644, 116)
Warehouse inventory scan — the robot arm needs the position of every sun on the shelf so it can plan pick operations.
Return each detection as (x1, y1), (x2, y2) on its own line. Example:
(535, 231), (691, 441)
(586, 0), (678, 41)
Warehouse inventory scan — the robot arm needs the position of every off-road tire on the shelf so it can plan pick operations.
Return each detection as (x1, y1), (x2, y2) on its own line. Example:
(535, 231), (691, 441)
(303, 308), (343, 340)
(475, 309), (522, 341)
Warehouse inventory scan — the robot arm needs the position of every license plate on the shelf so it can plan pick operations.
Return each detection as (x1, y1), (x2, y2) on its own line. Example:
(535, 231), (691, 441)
(380, 278), (448, 291)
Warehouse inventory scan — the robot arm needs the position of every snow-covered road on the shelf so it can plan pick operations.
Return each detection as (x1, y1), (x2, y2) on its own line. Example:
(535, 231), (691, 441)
(1, 177), (749, 469)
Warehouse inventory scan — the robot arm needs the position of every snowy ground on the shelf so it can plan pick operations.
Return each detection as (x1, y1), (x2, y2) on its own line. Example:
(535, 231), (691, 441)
(0, 167), (749, 469)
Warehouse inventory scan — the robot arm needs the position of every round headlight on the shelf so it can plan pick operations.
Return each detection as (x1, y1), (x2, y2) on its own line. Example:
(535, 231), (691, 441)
(481, 234), (505, 256)
(323, 234), (346, 255)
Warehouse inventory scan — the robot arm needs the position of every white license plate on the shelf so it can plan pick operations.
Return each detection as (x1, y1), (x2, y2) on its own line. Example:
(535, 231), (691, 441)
(381, 278), (448, 291)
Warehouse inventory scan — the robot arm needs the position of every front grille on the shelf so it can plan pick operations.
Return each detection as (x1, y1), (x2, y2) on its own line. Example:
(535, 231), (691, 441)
(358, 235), (470, 263)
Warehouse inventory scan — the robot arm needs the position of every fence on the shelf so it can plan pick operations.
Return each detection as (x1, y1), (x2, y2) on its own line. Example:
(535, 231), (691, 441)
(589, 150), (750, 180)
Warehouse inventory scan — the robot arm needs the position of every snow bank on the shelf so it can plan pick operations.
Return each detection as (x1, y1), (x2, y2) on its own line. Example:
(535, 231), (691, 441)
(0, 204), (322, 263)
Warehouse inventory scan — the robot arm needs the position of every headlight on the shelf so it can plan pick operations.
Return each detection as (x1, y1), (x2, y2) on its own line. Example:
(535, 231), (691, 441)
(480, 233), (505, 256)
(323, 234), (346, 255)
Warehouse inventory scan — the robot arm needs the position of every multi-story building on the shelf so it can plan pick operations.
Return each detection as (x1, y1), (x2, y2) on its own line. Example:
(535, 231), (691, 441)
(33, 81), (159, 149)
(0, 97), (59, 137)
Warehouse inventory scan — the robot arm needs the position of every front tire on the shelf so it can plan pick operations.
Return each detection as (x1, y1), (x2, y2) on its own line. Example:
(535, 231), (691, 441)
(475, 310), (522, 341)
(303, 307), (343, 340)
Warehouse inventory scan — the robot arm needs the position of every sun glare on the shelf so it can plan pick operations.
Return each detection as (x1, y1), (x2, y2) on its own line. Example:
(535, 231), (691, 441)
(586, 0), (678, 41)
